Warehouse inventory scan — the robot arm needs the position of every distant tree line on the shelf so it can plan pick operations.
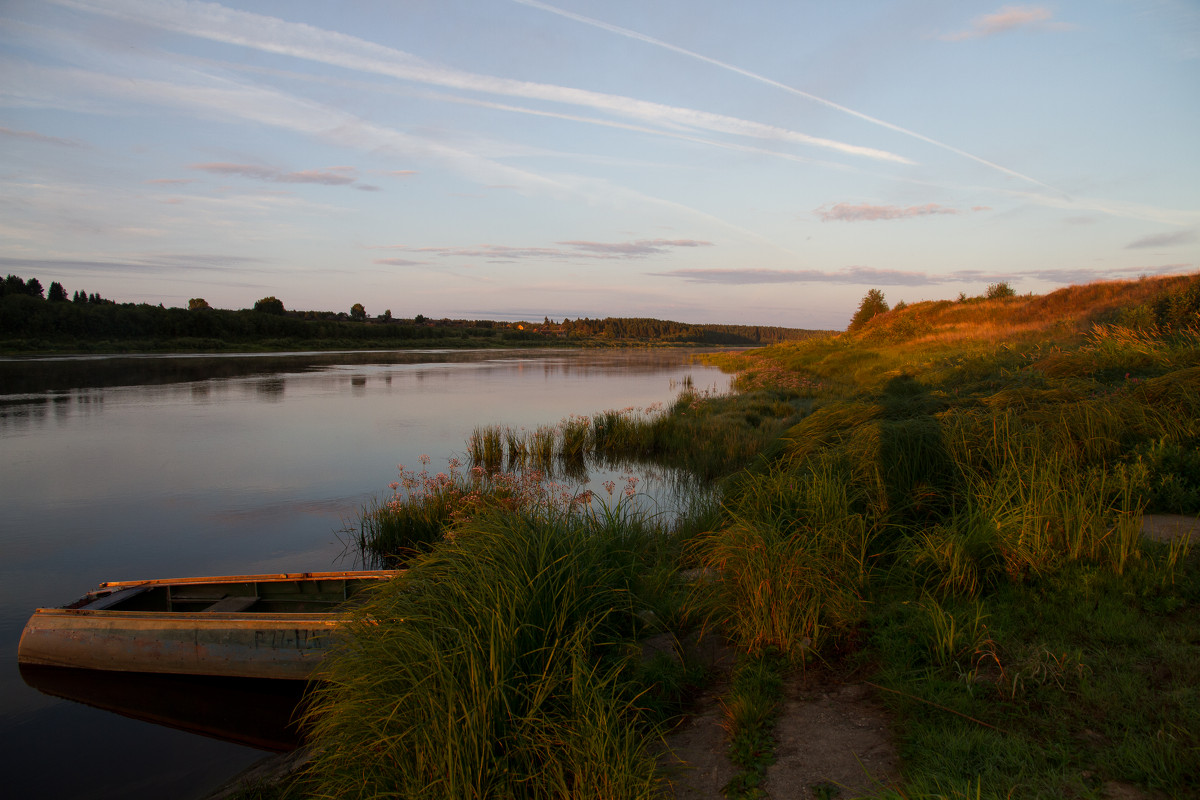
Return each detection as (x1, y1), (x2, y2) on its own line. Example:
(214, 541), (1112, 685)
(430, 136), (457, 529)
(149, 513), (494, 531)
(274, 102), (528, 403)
(560, 317), (827, 344)
(0, 274), (831, 350)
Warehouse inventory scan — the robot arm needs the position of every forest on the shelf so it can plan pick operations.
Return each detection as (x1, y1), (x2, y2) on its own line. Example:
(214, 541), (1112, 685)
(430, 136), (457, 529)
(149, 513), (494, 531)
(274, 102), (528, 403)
(0, 273), (830, 352)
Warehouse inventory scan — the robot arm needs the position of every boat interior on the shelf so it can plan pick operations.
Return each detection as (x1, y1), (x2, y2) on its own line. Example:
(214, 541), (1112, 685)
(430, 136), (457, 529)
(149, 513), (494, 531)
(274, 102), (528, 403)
(65, 576), (387, 614)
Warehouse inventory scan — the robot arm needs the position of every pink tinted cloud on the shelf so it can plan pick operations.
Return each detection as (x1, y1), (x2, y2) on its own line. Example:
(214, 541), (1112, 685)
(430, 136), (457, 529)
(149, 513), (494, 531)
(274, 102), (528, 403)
(189, 162), (358, 186)
(374, 258), (427, 266)
(815, 202), (959, 222)
(1125, 230), (1197, 249)
(0, 126), (79, 146)
(557, 239), (712, 258)
(942, 5), (1074, 41)
(379, 239), (712, 261)
(651, 266), (940, 286)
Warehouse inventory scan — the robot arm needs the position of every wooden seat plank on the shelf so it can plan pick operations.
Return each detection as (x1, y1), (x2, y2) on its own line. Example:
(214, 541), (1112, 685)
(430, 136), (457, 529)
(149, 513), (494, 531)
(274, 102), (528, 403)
(203, 596), (259, 613)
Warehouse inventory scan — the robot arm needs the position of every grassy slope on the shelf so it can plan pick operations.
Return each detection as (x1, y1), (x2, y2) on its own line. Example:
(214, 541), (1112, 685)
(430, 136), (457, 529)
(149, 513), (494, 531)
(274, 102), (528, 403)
(702, 274), (1200, 798)
(275, 274), (1197, 800)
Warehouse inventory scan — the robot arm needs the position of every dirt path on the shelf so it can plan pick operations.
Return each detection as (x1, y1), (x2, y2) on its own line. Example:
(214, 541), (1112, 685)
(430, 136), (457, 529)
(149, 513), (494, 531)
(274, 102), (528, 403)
(1140, 513), (1200, 543)
(657, 688), (738, 799)
(659, 515), (1196, 800)
(762, 676), (898, 798)
(211, 516), (1196, 799)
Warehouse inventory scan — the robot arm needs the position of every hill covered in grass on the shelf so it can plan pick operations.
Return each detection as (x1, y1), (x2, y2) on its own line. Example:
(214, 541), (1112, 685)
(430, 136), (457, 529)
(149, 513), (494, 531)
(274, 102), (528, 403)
(695, 272), (1200, 797)
(255, 274), (1199, 800)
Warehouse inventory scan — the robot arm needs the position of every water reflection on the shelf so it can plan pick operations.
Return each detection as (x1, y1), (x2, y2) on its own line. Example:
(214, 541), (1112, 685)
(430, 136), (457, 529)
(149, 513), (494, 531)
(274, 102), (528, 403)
(20, 665), (307, 753)
(0, 347), (735, 799)
(255, 377), (286, 400)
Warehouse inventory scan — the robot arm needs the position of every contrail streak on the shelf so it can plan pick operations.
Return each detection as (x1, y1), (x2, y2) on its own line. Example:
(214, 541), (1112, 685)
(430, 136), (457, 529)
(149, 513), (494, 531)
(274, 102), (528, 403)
(513, 0), (1061, 194)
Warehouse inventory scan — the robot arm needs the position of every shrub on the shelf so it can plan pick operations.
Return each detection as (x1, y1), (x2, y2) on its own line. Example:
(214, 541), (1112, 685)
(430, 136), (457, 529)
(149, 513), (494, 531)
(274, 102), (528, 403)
(986, 281), (1016, 299)
(848, 289), (889, 331)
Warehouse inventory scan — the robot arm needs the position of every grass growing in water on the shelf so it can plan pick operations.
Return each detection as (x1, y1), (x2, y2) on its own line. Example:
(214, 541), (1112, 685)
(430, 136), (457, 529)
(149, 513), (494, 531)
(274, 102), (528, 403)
(307, 505), (703, 799)
(313, 274), (1199, 798)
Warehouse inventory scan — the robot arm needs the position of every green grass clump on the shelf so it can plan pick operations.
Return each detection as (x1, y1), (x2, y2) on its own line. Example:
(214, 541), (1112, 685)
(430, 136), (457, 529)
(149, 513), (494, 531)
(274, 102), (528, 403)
(351, 461), (578, 566)
(693, 458), (875, 658)
(866, 550), (1200, 798)
(468, 425), (505, 472)
(699, 274), (1200, 797)
(306, 510), (675, 799)
(310, 273), (1199, 798)
(721, 651), (787, 800)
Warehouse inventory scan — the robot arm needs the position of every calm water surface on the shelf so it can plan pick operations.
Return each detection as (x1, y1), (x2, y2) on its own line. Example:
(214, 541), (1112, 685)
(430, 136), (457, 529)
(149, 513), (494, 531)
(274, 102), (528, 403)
(0, 347), (732, 799)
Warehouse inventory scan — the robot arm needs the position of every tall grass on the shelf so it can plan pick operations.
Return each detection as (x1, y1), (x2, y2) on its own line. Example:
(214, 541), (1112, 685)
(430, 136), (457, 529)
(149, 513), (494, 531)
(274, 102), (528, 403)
(710, 274), (1200, 797)
(305, 509), (679, 799)
(313, 274), (1200, 798)
(351, 461), (598, 566)
(693, 458), (876, 658)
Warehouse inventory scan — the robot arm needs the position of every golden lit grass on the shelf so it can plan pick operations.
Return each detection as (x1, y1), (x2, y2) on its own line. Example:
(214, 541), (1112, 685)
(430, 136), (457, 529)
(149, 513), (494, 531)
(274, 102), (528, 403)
(858, 274), (1198, 349)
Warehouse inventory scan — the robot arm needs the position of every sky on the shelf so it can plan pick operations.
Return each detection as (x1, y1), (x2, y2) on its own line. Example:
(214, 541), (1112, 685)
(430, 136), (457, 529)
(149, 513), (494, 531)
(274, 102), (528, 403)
(0, 1), (1197, 329)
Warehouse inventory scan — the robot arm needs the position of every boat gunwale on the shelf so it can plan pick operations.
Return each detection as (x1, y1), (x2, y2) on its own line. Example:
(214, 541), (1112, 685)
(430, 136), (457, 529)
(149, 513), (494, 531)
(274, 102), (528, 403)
(94, 569), (404, 591)
(26, 608), (358, 623)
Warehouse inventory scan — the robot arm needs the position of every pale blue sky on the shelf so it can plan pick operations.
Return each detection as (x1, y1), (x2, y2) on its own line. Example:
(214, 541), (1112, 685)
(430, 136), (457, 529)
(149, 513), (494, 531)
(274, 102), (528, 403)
(1, 0), (1196, 328)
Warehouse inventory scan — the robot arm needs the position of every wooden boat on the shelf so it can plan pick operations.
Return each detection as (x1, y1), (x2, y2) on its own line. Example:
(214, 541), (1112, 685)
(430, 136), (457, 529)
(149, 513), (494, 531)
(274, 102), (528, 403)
(17, 570), (401, 680)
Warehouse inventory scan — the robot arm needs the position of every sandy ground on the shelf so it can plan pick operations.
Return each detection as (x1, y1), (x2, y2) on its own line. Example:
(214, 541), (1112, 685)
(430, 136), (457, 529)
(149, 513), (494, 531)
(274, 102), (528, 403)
(657, 665), (898, 800)
(1139, 513), (1200, 544)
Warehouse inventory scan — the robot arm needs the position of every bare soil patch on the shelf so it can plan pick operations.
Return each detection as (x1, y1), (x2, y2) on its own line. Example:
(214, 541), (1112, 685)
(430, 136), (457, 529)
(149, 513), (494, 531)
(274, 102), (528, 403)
(1140, 513), (1200, 544)
(658, 688), (738, 800)
(762, 674), (898, 799)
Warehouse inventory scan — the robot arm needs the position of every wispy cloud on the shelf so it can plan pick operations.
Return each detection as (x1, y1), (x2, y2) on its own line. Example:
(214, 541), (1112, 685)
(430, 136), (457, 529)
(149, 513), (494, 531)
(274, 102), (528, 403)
(557, 239), (712, 258)
(379, 239), (712, 262)
(0, 253), (265, 275)
(190, 162), (358, 186)
(815, 202), (961, 222)
(513, 0), (1060, 192)
(0, 125), (79, 146)
(48, 0), (911, 165)
(654, 263), (1198, 287)
(942, 5), (1075, 41)
(6, 59), (571, 196)
(653, 266), (943, 286)
(373, 258), (427, 266)
(1125, 230), (1197, 249)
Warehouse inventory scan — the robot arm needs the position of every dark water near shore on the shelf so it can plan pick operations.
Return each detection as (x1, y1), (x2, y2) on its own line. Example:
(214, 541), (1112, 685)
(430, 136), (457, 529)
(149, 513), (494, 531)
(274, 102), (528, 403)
(0, 347), (732, 799)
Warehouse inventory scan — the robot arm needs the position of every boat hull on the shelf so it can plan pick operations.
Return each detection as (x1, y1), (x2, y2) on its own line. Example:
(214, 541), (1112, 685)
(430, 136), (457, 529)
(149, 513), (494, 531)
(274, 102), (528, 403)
(17, 570), (399, 679)
(19, 609), (347, 679)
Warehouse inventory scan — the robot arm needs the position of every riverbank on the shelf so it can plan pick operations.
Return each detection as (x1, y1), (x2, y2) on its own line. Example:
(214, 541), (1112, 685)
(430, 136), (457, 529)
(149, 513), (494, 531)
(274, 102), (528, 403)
(219, 274), (1199, 799)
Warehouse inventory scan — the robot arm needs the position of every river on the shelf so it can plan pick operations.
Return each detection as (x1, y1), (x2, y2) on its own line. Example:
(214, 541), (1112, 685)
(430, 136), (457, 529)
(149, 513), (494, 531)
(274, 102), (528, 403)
(0, 347), (733, 799)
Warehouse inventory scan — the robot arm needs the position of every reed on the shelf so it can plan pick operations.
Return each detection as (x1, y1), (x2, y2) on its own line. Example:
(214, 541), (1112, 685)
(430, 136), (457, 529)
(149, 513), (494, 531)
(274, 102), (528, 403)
(317, 273), (1200, 797)
(530, 424), (556, 472)
(559, 414), (591, 460)
(467, 425), (505, 472)
(305, 509), (676, 799)
(504, 426), (527, 470)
